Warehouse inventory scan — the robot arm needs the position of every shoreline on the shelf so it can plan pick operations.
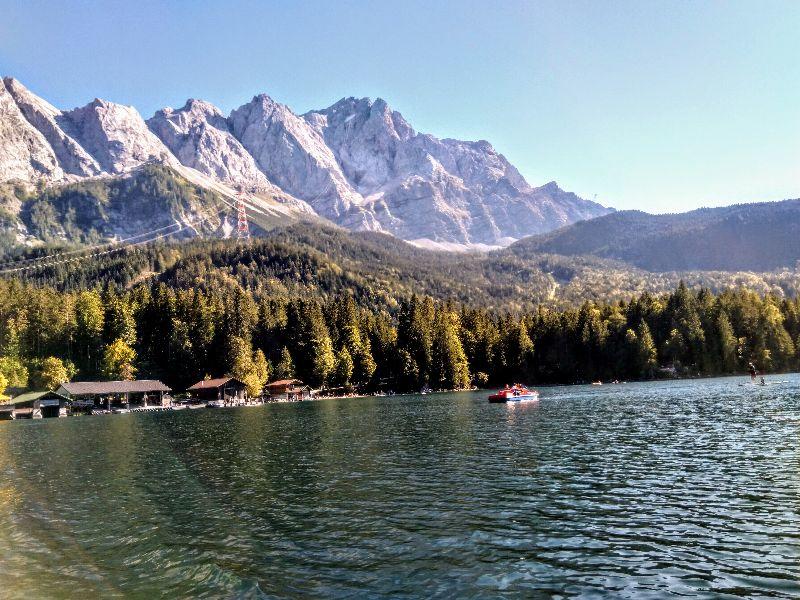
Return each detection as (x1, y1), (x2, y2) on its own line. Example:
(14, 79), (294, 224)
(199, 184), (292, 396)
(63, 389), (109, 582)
(3, 373), (792, 423)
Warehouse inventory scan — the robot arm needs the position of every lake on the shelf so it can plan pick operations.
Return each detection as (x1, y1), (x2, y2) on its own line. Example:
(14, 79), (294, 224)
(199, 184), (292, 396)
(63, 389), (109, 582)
(1, 376), (799, 598)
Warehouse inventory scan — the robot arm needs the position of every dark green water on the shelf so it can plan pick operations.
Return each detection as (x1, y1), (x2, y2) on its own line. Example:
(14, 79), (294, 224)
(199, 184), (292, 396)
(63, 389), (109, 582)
(1, 377), (799, 598)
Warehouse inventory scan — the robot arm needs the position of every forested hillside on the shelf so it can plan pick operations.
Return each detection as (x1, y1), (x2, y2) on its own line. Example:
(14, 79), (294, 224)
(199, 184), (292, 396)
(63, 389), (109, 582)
(0, 164), (326, 257)
(510, 200), (800, 271)
(0, 274), (797, 399)
(0, 165), (236, 248)
(2, 218), (800, 396)
(6, 223), (800, 310)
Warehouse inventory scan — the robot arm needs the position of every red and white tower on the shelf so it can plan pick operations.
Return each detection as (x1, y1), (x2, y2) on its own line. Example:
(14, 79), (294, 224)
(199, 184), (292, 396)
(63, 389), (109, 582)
(236, 189), (250, 239)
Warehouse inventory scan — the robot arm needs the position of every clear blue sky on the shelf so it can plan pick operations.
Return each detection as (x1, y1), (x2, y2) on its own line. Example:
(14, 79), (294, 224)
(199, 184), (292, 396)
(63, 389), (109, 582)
(1, 0), (798, 212)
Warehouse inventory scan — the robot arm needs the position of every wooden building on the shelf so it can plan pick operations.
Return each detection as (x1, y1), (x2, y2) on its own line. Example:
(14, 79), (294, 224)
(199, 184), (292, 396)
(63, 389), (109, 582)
(0, 400), (14, 420)
(57, 380), (171, 411)
(265, 379), (311, 402)
(186, 377), (247, 404)
(0, 390), (70, 419)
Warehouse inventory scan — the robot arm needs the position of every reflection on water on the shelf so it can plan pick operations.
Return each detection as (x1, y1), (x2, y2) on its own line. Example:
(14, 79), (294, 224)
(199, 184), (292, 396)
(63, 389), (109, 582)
(1, 376), (799, 598)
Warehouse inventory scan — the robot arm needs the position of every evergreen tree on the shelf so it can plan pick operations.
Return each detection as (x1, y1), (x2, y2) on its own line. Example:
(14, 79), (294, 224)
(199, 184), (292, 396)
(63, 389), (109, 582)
(431, 308), (471, 389)
(714, 311), (738, 373)
(287, 300), (335, 387)
(664, 328), (688, 372)
(75, 290), (105, 376)
(334, 346), (354, 388)
(103, 292), (136, 346)
(274, 346), (295, 380)
(635, 321), (658, 378)
(398, 295), (434, 388)
(226, 336), (253, 385)
(226, 336), (268, 396)
(251, 349), (270, 397)
(500, 317), (535, 383)
(755, 299), (795, 371)
(311, 334), (335, 387)
(397, 349), (419, 391)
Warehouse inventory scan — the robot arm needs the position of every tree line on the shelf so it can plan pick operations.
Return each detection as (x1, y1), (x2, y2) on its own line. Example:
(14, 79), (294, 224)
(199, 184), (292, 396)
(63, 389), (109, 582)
(1, 277), (798, 398)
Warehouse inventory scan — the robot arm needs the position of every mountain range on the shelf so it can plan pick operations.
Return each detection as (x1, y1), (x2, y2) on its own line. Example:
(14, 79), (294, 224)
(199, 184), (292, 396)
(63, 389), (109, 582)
(3, 76), (799, 279)
(0, 77), (611, 248)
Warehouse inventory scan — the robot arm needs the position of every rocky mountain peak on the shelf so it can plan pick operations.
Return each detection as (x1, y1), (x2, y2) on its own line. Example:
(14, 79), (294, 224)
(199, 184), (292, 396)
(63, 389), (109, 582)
(152, 98), (227, 131)
(310, 96), (415, 141)
(539, 180), (562, 193)
(3, 77), (60, 118)
(229, 93), (367, 221)
(3, 78), (102, 178)
(147, 97), (277, 193)
(0, 77), (63, 182)
(60, 98), (175, 174)
(247, 93), (291, 117)
(182, 98), (222, 114)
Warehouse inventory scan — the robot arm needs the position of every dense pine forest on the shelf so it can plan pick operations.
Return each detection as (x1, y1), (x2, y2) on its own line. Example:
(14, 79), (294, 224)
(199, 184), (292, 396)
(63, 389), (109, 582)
(2, 223), (800, 397)
(1, 266), (798, 397)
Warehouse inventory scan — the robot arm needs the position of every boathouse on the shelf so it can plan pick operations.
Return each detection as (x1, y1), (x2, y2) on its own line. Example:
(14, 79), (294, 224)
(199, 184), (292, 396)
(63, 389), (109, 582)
(0, 390), (70, 419)
(187, 377), (247, 403)
(265, 379), (311, 402)
(57, 380), (171, 411)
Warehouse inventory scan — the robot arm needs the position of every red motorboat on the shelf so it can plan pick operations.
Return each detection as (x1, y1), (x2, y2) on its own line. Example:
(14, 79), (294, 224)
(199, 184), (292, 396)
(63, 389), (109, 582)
(488, 384), (539, 403)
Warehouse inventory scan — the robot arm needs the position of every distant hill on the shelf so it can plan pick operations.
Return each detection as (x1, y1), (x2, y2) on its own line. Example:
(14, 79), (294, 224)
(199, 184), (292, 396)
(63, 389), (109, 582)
(508, 200), (800, 271)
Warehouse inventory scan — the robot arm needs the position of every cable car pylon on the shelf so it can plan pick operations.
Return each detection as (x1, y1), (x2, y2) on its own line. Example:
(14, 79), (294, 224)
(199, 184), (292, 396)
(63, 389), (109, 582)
(236, 187), (251, 239)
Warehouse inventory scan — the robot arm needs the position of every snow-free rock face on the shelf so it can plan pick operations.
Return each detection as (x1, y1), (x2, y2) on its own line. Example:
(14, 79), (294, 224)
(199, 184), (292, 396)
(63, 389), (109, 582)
(3, 77), (101, 178)
(0, 77), (611, 248)
(0, 78), (64, 182)
(148, 99), (275, 190)
(147, 99), (318, 216)
(228, 94), (376, 227)
(305, 97), (415, 191)
(58, 98), (176, 174)
(304, 97), (611, 244)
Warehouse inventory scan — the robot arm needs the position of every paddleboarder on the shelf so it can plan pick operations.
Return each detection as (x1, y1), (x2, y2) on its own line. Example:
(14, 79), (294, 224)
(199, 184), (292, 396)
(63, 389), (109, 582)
(748, 362), (758, 382)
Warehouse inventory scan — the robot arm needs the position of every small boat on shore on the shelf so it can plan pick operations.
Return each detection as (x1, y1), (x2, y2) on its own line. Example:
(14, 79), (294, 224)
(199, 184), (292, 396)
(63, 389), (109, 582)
(488, 384), (539, 403)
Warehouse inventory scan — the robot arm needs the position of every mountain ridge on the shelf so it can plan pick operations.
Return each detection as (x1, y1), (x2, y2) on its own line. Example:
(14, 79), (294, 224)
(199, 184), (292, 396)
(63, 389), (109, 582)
(0, 76), (611, 247)
(510, 199), (800, 271)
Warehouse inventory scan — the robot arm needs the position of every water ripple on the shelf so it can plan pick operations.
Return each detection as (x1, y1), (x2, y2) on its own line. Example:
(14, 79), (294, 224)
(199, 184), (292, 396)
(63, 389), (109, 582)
(1, 376), (800, 597)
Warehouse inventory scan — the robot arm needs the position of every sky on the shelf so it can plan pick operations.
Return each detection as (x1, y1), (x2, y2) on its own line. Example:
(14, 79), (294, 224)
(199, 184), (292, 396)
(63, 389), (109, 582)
(1, 0), (798, 213)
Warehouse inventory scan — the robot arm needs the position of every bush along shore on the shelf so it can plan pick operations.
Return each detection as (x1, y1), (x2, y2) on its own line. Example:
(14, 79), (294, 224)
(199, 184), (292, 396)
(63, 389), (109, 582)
(0, 277), (798, 398)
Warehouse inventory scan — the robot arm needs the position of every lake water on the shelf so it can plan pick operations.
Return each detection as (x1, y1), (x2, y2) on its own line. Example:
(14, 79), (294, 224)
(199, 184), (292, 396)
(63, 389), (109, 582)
(1, 376), (799, 598)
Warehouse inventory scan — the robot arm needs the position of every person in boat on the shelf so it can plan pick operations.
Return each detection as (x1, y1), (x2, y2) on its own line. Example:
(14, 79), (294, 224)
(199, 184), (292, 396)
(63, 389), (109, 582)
(748, 362), (758, 381)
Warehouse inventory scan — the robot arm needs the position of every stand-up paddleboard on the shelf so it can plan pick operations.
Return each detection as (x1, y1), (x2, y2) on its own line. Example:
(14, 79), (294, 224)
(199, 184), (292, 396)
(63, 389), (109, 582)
(738, 380), (789, 387)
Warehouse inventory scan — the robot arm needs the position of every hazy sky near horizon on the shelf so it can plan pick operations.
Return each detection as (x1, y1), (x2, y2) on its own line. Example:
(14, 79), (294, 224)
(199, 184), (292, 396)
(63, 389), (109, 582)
(1, 0), (798, 213)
